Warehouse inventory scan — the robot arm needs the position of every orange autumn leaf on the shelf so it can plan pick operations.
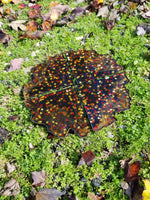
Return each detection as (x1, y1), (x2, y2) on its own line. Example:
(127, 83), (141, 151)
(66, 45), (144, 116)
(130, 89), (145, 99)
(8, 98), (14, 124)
(41, 20), (53, 31)
(125, 161), (141, 182)
(26, 20), (38, 32)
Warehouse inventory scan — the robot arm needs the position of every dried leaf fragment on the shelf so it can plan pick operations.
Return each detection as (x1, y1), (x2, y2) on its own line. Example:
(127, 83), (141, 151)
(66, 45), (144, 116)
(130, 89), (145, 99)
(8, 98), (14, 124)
(36, 188), (65, 200)
(78, 150), (95, 166)
(0, 30), (13, 44)
(41, 20), (53, 31)
(31, 169), (46, 187)
(43, 4), (70, 21)
(88, 192), (103, 200)
(0, 179), (20, 196)
(97, 6), (109, 17)
(104, 20), (115, 30)
(28, 9), (41, 19)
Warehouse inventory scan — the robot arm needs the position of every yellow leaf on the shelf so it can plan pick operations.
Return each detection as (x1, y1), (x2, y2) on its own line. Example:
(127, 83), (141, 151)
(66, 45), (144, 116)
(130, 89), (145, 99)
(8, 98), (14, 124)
(98, 0), (103, 3)
(142, 180), (150, 200)
(1, 0), (11, 3)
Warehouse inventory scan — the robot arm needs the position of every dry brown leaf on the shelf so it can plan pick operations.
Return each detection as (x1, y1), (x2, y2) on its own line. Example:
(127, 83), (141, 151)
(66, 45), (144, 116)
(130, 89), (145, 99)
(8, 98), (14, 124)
(8, 20), (27, 32)
(28, 9), (41, 19)
(78, 150), (95, 166)
(36, 188), (65, 200)
(31, 169), (46, 187)
(43, 4), (70, 21)
(88, 192), (103, 200)
(26, 20), (39, 32)
(20, 30), (46, 40)
(0, 179), (20, 196)
(0, 30), (13, 44)
(104, 20), (115, 30)
(41, 20), (53, 31)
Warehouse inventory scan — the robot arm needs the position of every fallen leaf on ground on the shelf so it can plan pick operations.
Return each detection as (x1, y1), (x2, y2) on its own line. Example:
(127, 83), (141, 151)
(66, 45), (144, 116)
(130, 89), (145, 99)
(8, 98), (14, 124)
(28, 9), (41, 19)
(6, 162), (16, 174)
(88, 192), (103, 200)
(142, 180), (150, 200)
(13, 86), (22, 95)
(78, 150), (95, 166)
(26, 20), (39, 32)
(0, 179), (20, 196)
(68, 6), (85, 21)
(41, 20), (53, 31)
(20, 30), (46, 39)
(42, 4), (70, 21)
(8, 20), (27, 32)
(145, 10), (150, 18)
(104, 20), (115, 30)
(109, 9), (119, 21)
(8, 58), (23, 72)
(125, 161), (141, 182)
(31, 169), (46, 187)
(97, 6), (109, 17)
(19, 20), (44, 39)
(0, 30), (13, 44)
(124, 179), (143, 200)
(36, 188), (65, 200)
(0, 127), (9, 144)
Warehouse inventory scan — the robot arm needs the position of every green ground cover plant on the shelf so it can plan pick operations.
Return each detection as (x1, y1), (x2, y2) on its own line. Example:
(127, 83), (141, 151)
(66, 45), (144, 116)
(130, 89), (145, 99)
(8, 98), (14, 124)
(0, 0), (150, 199)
